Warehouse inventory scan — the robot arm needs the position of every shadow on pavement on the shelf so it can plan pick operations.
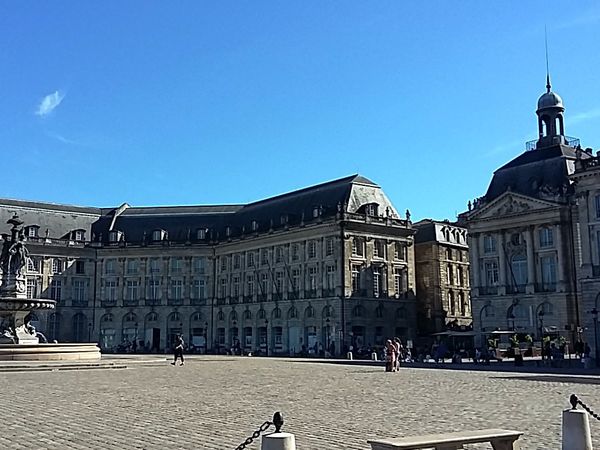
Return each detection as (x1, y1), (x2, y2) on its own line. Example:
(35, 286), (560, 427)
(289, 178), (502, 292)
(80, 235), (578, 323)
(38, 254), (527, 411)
(493, 375), (600, 385)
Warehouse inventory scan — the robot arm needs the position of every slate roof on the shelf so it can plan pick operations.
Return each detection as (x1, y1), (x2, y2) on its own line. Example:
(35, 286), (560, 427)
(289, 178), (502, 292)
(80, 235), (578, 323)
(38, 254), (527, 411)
(91, 174), (385, 243)
(483, 144), (588, 202)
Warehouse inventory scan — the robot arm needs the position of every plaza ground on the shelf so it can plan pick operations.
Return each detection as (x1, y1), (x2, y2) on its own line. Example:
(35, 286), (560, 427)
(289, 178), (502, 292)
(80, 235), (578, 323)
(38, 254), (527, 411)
(0, 356), (599, 449)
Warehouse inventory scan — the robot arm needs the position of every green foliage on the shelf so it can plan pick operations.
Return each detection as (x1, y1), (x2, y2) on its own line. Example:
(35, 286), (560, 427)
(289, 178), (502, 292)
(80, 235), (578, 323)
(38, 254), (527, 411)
(525, 334), (533, 344)
(510, 334), (519, 347)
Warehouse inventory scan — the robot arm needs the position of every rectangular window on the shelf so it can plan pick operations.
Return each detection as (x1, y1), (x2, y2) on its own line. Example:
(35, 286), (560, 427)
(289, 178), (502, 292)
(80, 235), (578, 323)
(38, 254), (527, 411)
(539, 227), (554, 247)
(374, 240), (385, 258)
(126, 280), (138, 300)
(126, 259), (138, 275)
(483, 235), (496, 254)
(73, 279), (86, 302)
(74, 230), (85, 241)
(484, 261), (499, 285)
(373, 267), (381, 296)
(247, 275), (255, 296)
(308, 241), (317, 259)
(261, 273), (269, 294)
(150, 258), (161, 273)
(275, 271), (283, 294)
(27, 226), (38, 238)
(171, 279), (183, 299)
(147, 279), (160, 300)
(52, 258), (62, 274)
(105, 280), (117, 301)
(105, 259), (115, 275)
(292, 269), (300, 291)
(233, 254), (241, 269)
(26, 279), (37, 299)
(308, 267), (318, 290)
(447, 265), (454, 285)
(457, 266), (464, 286)
(326, 265), (335, 289)
(292, 245), (299, 261)
(394, 268), (403, 293)
(27, 257), (39, 273)
(261, 249), (269, 266)
(351, 265), (361, 292)
(275, 247), (283, 263)
(75, 260), (85, 275)
(394, 243), (406, 260)
(325, 238), (334, 257)
(596, 195), (600, 219)
(219, 278), (227, 298)
(541, 256), (557, 285)
(247, 252), (255, 268)
(193, 279), (206, 300)
(50, 279), (62, 301)
(170, 258), (182, 274)
(220, 256), (228, 271)
(233, 276), (240, 297)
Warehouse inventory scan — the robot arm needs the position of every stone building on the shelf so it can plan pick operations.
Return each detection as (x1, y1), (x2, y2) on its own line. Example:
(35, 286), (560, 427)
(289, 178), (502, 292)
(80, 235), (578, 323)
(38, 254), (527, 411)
(413, 219), (471, 336)
(461, 78), (589, 347)
(0, 174), (417, 355)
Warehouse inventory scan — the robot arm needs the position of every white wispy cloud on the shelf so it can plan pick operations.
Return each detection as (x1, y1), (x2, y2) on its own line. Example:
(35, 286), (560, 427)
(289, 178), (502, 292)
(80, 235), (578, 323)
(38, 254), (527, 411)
(566, 108), (600, 126)
(35, 90), (65, 117)
(45, 131), (81, 146)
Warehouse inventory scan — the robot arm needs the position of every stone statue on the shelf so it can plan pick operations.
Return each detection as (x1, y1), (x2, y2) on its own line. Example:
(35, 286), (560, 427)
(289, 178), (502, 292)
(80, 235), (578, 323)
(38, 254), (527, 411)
(405, 209), (411, 221)
(8, 233), (29, 277)
(0, 234), (10, 273)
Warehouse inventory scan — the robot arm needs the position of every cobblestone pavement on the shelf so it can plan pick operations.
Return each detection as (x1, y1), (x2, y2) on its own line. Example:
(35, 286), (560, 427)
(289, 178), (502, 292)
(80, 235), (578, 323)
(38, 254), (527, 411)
(1, 356), (599, 449)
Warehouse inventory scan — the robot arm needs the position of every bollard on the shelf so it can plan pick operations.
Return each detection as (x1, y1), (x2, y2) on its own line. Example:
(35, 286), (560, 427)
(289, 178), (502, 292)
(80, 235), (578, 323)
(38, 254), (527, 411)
(347, 351), (353, 360)
(562, 409), (593, 450)
(371, 352), (378, 361)
(262, 432), (296, 450)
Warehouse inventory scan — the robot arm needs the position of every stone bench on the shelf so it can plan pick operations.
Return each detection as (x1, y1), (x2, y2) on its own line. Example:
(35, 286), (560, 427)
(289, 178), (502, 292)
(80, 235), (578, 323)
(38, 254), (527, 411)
(368, 428), (523, 450)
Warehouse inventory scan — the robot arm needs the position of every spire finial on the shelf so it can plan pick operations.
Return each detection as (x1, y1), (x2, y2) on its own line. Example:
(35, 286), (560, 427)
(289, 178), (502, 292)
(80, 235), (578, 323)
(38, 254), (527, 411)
(545, 26), (551, 93)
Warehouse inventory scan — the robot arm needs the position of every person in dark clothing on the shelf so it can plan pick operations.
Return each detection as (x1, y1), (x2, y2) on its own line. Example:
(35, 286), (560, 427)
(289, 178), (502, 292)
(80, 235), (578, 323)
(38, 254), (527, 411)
(171, 334), (185, 366)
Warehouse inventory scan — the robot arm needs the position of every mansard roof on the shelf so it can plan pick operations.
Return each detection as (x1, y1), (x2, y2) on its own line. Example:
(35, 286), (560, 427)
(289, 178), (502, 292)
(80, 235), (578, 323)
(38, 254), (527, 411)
(483, 144), (588, 203)
(90, 174), (395, 244)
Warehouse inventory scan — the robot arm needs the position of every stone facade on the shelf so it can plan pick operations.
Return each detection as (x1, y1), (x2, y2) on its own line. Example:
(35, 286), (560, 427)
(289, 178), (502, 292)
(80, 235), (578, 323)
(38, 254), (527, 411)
(413, 220), (471, 336)
(0, 175), (417, 355)
(460, 81), (590, 349)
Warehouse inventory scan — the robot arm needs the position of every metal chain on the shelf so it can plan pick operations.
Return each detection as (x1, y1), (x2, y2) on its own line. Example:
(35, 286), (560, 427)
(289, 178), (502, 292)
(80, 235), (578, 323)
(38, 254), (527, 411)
(235, 421), (273, 450)
(570, 394), (600, 421)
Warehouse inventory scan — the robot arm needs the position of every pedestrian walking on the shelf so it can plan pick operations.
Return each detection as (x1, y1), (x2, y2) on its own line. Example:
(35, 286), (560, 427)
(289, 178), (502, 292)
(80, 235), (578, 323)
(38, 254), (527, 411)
(385, 339), (396, 372)
(171, 334), (185, 366)
(393, 338), (402, 371)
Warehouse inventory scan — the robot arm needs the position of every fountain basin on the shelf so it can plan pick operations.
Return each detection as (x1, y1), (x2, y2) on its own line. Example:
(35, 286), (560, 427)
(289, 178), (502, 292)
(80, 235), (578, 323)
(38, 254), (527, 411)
(0, 343), (101, 361)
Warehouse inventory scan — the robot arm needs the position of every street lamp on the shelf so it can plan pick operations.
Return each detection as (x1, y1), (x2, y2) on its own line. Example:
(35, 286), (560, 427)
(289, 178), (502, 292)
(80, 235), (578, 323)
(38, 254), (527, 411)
(204, 321), (209, 354)
(592, 308), (599, 368)
(539, 310), (545, 361)
(265, 319), (269, 357)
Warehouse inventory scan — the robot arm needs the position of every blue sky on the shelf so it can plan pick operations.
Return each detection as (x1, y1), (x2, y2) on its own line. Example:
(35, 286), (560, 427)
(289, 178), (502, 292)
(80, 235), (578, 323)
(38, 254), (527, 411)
(1, 2), (599, 221)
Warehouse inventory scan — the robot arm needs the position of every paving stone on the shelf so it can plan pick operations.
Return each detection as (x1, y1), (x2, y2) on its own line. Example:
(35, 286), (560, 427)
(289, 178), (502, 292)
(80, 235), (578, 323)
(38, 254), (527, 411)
(0, 357), (598, 449)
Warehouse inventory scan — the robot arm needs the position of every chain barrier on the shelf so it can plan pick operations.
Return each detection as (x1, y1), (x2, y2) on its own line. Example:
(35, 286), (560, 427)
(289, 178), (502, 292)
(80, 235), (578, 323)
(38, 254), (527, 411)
(235, 412), (284, 450)
(570, 394), (600, 421)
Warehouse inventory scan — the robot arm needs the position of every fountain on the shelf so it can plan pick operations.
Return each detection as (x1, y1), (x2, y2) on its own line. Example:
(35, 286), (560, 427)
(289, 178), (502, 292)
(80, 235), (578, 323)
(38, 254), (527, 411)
(0, 214), (100, 361)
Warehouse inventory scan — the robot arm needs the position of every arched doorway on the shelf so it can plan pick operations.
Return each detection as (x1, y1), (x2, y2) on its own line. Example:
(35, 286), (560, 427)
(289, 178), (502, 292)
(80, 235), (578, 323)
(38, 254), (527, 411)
(72, 313), (87, 342)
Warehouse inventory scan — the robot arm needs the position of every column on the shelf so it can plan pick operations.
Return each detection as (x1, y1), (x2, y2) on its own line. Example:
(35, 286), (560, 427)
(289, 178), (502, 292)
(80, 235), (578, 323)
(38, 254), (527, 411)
(578, 191), (592, 275)
(556, 224), (565, 289)
(470, 233), (480, 288)
(498, 231), (506, 295)
(526, 227), (535, 294)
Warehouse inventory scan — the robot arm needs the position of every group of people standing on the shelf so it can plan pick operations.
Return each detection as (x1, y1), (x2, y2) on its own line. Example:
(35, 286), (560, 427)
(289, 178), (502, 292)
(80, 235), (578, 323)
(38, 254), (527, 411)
(384, 337), (409, 372)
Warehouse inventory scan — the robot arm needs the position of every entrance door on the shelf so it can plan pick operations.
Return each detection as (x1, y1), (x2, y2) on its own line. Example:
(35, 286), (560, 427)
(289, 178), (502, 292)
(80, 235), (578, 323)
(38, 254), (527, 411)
(288, 326), (301, 355)
(152, 328), (161, 351)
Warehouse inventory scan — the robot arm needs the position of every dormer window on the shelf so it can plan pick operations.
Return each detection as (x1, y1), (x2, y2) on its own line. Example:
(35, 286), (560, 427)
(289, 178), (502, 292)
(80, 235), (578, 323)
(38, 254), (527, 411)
(280, 214), (288, 225)
(108, 230), (123, 243)
(196, 228), (207, 240)
(225, 226), (231, 237)
(312, 206), (321, 218)
(26, 226), (40, 238)
(152, 229), (165, 241)
(73, 230), (85, 241)
(251, 220), (259, 232)
(365, 203), (378, 217)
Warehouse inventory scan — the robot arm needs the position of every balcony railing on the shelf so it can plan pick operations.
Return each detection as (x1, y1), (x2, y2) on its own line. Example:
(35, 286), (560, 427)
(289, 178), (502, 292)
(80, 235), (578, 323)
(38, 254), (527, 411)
(123, 299), (139, 307)
(535, 282), (556, 293)
(526, 136), (580, 151)
(146, 298), (162, 306)
(506, 285), (526, 294)
(191, 297), (206, 306)
(168, 298), (183, 306)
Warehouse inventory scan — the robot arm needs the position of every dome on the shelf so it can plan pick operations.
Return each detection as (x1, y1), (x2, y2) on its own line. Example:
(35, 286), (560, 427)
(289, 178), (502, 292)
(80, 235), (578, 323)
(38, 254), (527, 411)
(537, 91), (563, 110)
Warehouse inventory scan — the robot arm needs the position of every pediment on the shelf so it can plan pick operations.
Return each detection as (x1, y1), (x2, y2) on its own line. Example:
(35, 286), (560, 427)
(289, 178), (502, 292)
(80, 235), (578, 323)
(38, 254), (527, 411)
(468, 192), (559, 221)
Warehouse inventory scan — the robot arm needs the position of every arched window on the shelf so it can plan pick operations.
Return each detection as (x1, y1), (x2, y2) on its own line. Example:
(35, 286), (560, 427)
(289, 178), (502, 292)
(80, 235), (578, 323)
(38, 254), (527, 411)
(217, 311), (225, 321)
(449, 291), (456, 315)
(191, 312), (203, 322)
(146, 312), (158, 322)
(272, 307), (281, 319)
(287, 307), (298, 319)
(352, 305), (364, 318)
(446, 248), (452, 260)
(540, 302), (554, 315)
(124, 312), (137, 323)
(322, 305), (333, 318)
(101, 313), (114, 323)
(257, 309), (266, 319)
(243, 310), (252, 320)
(483, 305), (495, 317)
(305, 306), (315, 318)
(229, 311), (238, 322)
(169, 312), (181, 322)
